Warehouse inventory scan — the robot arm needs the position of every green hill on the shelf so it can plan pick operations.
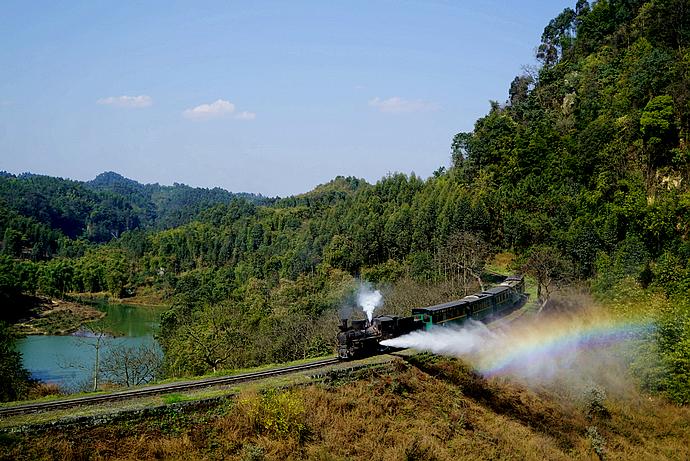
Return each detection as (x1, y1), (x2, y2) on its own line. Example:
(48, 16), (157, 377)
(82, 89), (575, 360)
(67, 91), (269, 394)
(1, 0), (689, 407)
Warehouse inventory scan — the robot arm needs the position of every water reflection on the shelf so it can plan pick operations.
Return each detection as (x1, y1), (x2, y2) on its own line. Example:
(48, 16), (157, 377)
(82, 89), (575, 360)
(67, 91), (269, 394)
(16, 303), (167, 391)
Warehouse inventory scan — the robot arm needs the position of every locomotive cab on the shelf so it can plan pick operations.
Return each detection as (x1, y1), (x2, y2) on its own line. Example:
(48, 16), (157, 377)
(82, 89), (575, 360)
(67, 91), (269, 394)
(337, 275), (525, 360)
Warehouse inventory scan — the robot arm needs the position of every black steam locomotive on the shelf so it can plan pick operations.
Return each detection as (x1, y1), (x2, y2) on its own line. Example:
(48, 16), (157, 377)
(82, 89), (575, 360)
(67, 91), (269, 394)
(337, 276), (525, 359)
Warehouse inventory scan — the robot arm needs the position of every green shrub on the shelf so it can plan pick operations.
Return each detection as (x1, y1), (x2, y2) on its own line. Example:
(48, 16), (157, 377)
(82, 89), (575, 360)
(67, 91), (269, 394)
(237, 390), (309, 440)
(162, 393), (185, 404)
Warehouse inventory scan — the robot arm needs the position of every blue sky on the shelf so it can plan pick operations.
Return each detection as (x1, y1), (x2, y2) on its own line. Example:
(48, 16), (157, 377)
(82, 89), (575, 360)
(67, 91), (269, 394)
(0, 0), (573, 196)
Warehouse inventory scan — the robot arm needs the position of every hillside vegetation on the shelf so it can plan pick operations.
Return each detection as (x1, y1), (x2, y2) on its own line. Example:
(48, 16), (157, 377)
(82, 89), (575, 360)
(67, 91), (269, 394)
(1, 0), (689, 406)
(2, 356), (689, 460)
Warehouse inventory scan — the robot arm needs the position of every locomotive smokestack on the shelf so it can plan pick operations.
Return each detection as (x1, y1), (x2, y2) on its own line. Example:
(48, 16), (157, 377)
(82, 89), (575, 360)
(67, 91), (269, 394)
(351, 319), (366, 330)
(339, 318), (349, 331)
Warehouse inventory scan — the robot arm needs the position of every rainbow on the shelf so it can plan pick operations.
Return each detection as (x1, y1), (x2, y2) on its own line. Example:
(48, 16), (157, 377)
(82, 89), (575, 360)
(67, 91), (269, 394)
(476, 316), (653, 378)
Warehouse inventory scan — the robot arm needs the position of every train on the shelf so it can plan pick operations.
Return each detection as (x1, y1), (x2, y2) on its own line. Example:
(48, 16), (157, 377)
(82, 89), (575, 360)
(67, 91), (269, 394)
(336, 275), (526, 359)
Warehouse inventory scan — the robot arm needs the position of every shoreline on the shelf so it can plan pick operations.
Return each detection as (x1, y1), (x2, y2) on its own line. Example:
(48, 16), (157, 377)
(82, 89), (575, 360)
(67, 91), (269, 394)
(13, 297), (105, 336)
(12, 291), (169, 337)
(72, 291), (167, 309)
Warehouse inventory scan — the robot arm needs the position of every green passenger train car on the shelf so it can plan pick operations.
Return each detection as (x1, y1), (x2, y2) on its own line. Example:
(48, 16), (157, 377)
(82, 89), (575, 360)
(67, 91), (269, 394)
(411, 276), (525, 331)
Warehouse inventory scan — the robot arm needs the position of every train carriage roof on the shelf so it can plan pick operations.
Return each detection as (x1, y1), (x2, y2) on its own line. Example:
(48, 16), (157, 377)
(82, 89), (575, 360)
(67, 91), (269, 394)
(411, 279), (523, 314)
(412, 292), (496, 313)
(500, 276), (524, 287)
(482, 286), (511, 295)
(462, 292), (492, 301)
(411, 298), (468, 313)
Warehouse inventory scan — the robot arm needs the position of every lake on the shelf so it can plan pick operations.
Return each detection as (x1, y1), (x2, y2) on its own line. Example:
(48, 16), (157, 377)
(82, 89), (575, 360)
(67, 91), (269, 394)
(16, 303), (168, 391)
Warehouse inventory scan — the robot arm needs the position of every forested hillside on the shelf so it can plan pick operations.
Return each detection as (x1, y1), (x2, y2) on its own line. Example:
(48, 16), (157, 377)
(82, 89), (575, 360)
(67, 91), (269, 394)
(2, 0), (689, 402)
(0, 171), (266, 256)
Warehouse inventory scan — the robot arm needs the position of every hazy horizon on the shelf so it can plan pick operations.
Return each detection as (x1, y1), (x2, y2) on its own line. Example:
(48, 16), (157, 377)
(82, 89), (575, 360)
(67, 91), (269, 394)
(1, 1), (573, 196)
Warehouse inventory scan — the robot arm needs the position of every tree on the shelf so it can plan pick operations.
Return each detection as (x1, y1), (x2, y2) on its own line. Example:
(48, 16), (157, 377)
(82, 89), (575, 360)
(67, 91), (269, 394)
(2, 228), (24, 257)
(640, 95), (676, 180)
(104, 250), (129, 297)
(165, 303), (246, 375)
(0, 255), (20, 302)
(508, 75), (534, 106)
(60, 325), (110, 392)
(323, 234), (360, 273)
(38, 258), (75, 298)
(451, 132), (473, 169)
(435, 232), (493, 293)
(537, 8), (577, 67)
(520, 245), (573, 310)
(100, 343), (163, 387)
(0, 322), (32, 401)
(76, 326), (109, 392)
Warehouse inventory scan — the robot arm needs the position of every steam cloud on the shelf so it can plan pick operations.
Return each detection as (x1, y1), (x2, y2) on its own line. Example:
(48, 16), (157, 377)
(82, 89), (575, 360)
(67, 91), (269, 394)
(382, 320), (494, 357)
(381, 309), (650, 393)
(357, 283), (383, 323)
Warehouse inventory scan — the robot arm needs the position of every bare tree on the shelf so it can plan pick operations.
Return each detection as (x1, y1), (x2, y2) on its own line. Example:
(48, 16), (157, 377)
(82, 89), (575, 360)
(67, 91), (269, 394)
(381, 276), (468, 315)
(520, 245), (574, 312)
(435, 231), (493, 294)
(100, 343), (163, 387)
(62, 325), (110, 392)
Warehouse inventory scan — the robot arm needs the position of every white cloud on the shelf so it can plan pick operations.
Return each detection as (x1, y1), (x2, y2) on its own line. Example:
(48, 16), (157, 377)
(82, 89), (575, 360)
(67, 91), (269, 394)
(97, 95), (152, 108)
(368, 96), (438, 114)
(234, 111), (256, 121)
(183, 99), (236, 119)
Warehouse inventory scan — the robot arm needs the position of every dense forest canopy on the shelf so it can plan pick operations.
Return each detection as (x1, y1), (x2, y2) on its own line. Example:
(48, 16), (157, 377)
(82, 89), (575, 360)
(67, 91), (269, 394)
(0, 171), (267, 257)
(2, 0), (689, 402)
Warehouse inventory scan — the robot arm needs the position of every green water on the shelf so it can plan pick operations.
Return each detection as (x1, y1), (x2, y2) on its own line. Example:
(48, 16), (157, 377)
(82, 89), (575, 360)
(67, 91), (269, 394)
(16, 303), (168, 390)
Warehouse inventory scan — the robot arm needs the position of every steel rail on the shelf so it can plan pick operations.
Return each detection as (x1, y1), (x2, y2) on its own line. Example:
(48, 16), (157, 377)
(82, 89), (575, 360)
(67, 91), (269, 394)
(1, 293), (532, 419)
(0, 357), (341, 418)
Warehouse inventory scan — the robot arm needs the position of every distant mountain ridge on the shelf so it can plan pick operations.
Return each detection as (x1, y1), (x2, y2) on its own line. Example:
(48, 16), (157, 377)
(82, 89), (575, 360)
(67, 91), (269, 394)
(0, 170), (267, 248)
(87, 171), (146, 191)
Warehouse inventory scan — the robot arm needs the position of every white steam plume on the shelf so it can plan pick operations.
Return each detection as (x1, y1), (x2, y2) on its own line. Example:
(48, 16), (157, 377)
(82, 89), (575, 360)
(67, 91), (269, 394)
(357, 283), (383, 323)
(382, 320), (494, 356)
(381, 319), (584, 383)
(380, 308), (647, 396)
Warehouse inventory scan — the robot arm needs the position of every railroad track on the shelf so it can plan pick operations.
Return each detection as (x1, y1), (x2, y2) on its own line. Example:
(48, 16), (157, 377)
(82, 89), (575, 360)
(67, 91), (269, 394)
(0, 357), (341, 418)
(1, 294), (534, 420)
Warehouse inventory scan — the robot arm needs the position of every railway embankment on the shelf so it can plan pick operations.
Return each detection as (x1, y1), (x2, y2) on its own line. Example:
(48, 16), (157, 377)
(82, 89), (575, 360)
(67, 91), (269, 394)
(1, 290), (539, 432)
(0, 355), (394, 432)
(2, 353), (689, 460)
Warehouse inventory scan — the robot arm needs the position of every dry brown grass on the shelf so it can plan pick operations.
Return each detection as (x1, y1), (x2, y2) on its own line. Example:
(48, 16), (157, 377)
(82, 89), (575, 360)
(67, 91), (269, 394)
(2, 356), (689, 461)
(26, 383), (63, 399)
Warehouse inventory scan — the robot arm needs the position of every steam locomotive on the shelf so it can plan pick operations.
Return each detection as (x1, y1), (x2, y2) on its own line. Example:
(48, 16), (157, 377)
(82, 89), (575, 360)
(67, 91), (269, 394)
(337, 276), (526, 359)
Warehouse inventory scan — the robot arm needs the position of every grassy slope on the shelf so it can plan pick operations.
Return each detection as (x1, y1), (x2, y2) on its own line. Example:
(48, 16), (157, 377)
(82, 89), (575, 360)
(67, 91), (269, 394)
(2, 355), (688, 461)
